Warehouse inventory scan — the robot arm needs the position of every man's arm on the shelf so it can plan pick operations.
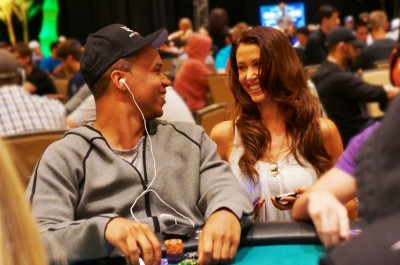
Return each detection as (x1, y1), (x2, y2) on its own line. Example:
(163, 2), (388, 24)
(292, 167), (357, 247)
(292, 122), (380, 247)
(196, 133), (253, 264)
(197, 209), (241, 265)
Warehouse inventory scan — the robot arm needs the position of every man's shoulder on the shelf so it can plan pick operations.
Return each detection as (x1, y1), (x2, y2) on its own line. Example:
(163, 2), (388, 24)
(51, 126), (100, 149)
(308, 30), (324, 41)
(152, 119), (205, 141)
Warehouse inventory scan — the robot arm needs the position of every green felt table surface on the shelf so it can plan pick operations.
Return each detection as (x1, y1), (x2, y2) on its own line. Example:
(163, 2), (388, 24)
(233, 244), (325, 264)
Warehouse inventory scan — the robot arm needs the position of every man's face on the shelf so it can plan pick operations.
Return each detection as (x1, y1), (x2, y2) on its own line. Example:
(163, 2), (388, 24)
(127, 46), (172, 120)
(343, 43), (358, 64)
(355, 26), (368, 43)
(296, 33), (308, 46)
(326, 12), (340, 32)
(13, 51), (29, 68)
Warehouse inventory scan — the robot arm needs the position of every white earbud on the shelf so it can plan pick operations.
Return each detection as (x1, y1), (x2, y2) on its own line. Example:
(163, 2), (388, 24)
(119, 78), (132, 93)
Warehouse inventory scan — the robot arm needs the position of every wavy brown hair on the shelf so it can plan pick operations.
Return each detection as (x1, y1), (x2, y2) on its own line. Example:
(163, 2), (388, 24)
(229, 26), (332, 183)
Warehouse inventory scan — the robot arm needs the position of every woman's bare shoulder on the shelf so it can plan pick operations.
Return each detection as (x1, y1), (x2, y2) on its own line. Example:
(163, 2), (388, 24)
(210, 120), (235, 144)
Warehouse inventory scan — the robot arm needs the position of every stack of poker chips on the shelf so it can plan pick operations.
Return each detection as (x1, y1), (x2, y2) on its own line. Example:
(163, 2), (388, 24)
(165, 239), (184, 264)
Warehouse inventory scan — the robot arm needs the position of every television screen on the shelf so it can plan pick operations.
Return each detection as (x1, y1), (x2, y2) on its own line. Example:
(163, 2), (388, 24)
(259, 2), (306, 28)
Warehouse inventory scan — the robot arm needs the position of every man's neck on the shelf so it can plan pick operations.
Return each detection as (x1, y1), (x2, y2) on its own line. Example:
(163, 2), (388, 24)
(319, 24), (329, 35)
(371, 29), (387, 41)
(93, 110), (146, 151)
(327, 54), (344, 69)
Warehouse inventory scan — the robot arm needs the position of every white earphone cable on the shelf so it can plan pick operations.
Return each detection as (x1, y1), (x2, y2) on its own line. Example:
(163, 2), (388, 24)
(121, 79), (194, 227)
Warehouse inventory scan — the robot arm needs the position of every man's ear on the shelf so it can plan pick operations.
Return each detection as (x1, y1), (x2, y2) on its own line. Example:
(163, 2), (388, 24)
(110, 70), (127, 92)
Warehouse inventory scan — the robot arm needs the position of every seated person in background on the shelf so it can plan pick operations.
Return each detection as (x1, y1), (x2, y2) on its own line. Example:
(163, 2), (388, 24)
(39, 41), (62, 77)
(65, 83), (93, 115)
(0, 141), (49, 265)
(215, 22), (249, 74)
(343, 15), (355, 31)
(0, 50), (66, 136)
(312, 27), (399, 147)
(174, 33), (214, 113)
(293, 26), (310, 64)
(66, 84), (195, 128)
(28, 40), (43, 68)
(168, 17), (194, 49)
(303, 4), (339, 66)
(214, 29), (233, 73)
(352, 10), (396, 71)
(354, 22), (369, 45)
(57, 39), (85, 99)
(211, 26), (342, 221)
(12, 42), (57, 95)
(26, 24), (253, 265)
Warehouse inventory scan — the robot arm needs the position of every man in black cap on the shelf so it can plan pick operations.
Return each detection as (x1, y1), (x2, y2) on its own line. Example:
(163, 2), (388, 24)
(311, 26), (399, 147)
(26, 24), (253, 265)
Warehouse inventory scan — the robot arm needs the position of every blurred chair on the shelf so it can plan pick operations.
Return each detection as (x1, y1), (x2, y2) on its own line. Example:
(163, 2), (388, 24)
(361, 68), (390, 118)
(195, 103), (227, 136)
(53, 78), (69, 97)
(1, 130), (66, 188)
(373, 60), (389, 69)
(304, 64), (321, 78)
(206, 74), (235, 118)
(206, 63), (215, 72)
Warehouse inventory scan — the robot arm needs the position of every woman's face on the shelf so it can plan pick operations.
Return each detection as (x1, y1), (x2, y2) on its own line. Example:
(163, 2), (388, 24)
(236, 43), (269, 104)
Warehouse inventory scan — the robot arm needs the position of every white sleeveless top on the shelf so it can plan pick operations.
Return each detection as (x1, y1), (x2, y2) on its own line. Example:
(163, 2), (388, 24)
(229, 128), (318, 221)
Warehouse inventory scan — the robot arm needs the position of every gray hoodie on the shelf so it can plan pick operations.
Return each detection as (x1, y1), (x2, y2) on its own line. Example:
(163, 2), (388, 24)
(26, 119), (253, 262)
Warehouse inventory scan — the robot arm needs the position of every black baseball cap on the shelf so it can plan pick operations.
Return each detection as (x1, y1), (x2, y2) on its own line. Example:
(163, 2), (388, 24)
(327, 27), (365, 49)
(81, 24), (168, 87)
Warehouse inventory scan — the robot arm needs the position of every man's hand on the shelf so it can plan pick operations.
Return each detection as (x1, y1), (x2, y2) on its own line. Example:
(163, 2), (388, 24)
(307, 191), (350, 248)
(197, 209), (241, 265)
(105, 217), (161, 265)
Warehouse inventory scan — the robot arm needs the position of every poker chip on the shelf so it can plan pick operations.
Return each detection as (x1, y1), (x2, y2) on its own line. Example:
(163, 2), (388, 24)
(165, 238), (184, 263)
(183, 251), (198, 260)
(178, 258), (197, 265)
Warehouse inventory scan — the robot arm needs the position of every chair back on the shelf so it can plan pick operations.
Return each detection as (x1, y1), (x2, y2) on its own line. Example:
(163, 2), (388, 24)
(361, 68), (390, 118)
(195, 103), (227, 135)
(54, 79), (69, 97)
(304, 64), (321, 78)
(373, 60), (389, 69)
(206, 74), (235, 118)
(1, 130), (66, 188)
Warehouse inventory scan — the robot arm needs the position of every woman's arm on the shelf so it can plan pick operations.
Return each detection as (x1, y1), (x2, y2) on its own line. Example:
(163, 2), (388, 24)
(210, 120), (235, 161)
(319, 117), (343, 163)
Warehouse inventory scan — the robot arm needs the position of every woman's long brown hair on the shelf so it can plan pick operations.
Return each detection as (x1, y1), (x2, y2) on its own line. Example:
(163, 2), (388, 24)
(229, 26), (333, 183)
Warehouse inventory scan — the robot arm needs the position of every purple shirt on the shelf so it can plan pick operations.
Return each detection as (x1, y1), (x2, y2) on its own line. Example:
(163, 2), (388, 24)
(335, 122), (381, 176)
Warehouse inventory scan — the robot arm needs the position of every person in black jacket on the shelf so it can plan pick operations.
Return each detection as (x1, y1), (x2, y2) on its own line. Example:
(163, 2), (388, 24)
(312, 27), (399, 147)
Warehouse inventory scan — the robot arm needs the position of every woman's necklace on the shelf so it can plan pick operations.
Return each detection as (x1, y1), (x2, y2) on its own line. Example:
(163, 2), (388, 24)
(266, 134), (286, 177)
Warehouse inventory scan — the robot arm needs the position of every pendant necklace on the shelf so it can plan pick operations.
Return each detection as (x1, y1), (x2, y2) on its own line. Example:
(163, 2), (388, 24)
(266, 134), (286, 177)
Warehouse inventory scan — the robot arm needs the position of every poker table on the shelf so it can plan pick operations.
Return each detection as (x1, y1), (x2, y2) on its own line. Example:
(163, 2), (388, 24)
(74, 221), (362, 265)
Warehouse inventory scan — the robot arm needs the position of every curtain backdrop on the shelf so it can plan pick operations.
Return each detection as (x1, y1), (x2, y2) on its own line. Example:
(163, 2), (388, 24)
(0, 0), (396, 44)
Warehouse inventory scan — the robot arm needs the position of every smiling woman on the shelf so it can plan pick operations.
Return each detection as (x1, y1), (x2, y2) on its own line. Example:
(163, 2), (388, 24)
(211, 26), (343, 221)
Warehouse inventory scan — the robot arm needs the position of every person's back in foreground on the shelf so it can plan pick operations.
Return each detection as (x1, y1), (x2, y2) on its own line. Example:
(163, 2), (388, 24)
(26, 23), (253, 265)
